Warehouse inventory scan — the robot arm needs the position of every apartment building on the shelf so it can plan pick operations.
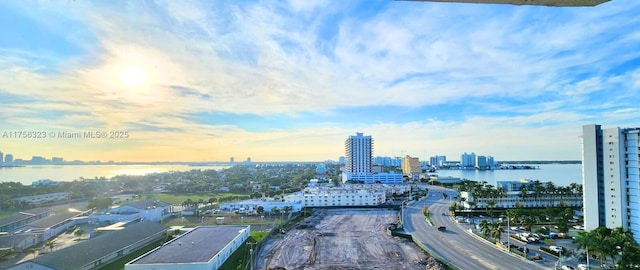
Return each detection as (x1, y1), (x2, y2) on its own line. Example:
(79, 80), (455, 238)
(582, 124), (640, 243)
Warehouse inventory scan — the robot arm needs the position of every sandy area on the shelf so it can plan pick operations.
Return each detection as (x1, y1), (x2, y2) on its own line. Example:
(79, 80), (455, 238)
(256, 209), (430, 270)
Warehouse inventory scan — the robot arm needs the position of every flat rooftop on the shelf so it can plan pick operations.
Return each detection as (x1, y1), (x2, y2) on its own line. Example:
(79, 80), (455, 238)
(129, 225), (249, 264)
(401, 0), (610, 7)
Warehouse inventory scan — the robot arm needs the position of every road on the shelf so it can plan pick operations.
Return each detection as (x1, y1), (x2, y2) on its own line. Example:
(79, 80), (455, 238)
(403, 185), (548, 270)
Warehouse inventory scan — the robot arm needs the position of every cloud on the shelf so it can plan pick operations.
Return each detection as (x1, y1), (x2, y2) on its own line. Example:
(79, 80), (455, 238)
(1, 0), (639, 161)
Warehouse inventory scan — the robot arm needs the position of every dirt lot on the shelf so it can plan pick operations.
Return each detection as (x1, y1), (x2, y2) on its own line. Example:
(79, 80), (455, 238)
(256, 209), (432, 270)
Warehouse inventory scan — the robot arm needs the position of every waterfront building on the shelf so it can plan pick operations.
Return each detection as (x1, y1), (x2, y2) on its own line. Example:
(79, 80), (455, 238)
(0, 151), (3, 165)
(582, 124), (640, 242)
(4, 154), (13, 165)
(461, 152), (476, 168)
(497, 179), (532, 193)
(430, 155), (447, 168)
(459, 190), (582, 209)
(402, 155), (421, 180)
(476, 155), (488, 169)
(51, 157), (63, 164)
(125, 226), (249, 270)
(426, 175), (462, 184)
(488, 156), (496, 169)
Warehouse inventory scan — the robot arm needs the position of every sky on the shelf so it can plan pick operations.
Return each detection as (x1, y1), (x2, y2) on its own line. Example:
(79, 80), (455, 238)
(0, 0), (638, 163)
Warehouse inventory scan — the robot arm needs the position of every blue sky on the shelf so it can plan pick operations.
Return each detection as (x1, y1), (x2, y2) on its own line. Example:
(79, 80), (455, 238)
(0, 0), (638, 162)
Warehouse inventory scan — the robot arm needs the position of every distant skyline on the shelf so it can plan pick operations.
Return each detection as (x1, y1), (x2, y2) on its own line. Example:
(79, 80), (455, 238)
(1, 1), (639, 162)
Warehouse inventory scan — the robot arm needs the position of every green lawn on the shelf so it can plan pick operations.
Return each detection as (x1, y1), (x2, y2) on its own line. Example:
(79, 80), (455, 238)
(144, 193), (249, 205)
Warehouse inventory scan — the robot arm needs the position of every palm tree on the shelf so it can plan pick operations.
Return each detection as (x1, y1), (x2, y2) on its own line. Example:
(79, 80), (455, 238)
(573, 231), (594, 266)
(519, 186), (528, 202)
(74, 228), (86, 241)
(468, 201), (477, 210)
(523, 216), (535, 232)
(486, 199), (496, 221)
(490, 221), (502, 242)
(590, 226), (614, 265)
(479, 220), (490, 237)
(45, 240), (56, 252)
(207, 197), (217, 206)
(27, 247), (38, 258)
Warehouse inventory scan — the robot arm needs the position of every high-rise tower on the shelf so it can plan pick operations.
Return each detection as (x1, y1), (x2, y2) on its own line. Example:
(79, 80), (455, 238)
(345, 132), (373, 175)
(582, 124), (640, 242)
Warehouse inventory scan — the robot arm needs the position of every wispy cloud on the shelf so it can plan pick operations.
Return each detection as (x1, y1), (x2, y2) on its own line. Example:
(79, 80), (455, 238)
(0, 0), (638, 161)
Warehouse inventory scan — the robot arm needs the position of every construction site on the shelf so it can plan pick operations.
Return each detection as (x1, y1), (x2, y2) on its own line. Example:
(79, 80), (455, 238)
(255, 208), (442, 270)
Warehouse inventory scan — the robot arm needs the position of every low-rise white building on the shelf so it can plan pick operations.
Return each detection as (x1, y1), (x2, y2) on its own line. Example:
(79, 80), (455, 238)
(459, 191), (582, 209)
(300, 188), (385, 207)
(14, 193), (70, 205)
(90, 199), (172, 224)
(125, 225), (250, 270)
(219, 197), (303, 214)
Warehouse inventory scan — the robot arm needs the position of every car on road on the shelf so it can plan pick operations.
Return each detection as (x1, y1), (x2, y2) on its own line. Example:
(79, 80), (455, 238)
(561, 266), (575, 270)
(549, 245), (564, 252)
(437, 226), (446, 232)
(577, 264), (589, 270)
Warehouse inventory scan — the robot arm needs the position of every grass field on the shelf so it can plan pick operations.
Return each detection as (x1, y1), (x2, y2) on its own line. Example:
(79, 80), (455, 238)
(144, 193), (249, 205)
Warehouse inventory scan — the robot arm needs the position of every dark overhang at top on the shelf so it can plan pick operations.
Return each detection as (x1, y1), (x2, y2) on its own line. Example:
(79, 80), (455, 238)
(398, 0), (610, 7)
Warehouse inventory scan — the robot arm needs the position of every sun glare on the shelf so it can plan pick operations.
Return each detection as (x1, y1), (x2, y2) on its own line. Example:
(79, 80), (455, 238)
(119, 65), (147, 88)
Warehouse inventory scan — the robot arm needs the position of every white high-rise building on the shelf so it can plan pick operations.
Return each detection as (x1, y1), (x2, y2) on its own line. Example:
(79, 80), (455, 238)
(342, 133), (403, 184)
(582, 124), (640, 243)
(345, 132), (373, 175)
(461, 152), (476, 168)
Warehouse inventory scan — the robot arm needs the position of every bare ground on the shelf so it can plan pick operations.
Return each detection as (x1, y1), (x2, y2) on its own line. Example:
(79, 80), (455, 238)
(256, 209), (435, 270)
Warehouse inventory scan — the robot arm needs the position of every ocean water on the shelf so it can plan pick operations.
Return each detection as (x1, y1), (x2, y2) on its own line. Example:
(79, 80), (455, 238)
(436, 163), (583, 187)
(1, 163), (583, 187)
(0, 164), (230, 185)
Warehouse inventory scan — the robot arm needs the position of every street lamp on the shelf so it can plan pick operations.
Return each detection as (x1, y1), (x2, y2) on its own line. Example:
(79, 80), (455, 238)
(558, 250), (563, 270)
(506, 216), (510, 253)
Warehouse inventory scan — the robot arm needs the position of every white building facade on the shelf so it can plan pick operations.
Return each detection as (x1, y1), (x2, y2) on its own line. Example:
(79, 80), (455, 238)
(460, 191), (582, 209)
(582, 124), (640, 242)
(461, 152), (476, 168)
(345, 132), (373, 175)
(125, 226), (249, 270)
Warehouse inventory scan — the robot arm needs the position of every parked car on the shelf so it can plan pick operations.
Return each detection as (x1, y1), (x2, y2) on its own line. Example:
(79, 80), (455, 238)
(561, 266), (575, 270)
(577, 264), (589, 270)
(549, 245), (564, 253)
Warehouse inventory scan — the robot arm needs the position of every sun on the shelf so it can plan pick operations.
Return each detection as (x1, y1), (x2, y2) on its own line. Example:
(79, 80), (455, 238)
(119, 65), (147, 88)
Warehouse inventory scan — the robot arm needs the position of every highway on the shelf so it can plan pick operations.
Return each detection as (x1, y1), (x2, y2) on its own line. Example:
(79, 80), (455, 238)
(403, 185), (549, 270)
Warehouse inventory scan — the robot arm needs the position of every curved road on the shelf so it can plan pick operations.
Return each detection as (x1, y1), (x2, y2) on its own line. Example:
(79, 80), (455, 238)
(403, 185), (548, 270)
